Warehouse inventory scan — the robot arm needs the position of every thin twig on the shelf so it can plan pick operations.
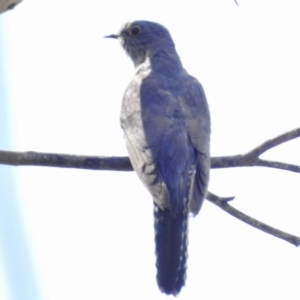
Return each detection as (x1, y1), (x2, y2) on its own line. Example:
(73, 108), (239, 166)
(246, 127), (300, 157)
(256, 159), (300, 173)
(206, 192), (300, 247)
(211, 127), (300, 172)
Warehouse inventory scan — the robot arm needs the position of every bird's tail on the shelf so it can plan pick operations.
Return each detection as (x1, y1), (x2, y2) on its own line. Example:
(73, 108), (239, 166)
(154, 202), (189, 296)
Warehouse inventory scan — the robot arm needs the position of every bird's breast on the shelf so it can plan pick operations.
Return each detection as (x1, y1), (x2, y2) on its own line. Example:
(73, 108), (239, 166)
(121, 63), (152, 123)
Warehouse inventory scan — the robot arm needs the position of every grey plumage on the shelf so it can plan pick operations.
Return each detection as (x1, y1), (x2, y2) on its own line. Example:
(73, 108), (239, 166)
(106, 20), (210, 295)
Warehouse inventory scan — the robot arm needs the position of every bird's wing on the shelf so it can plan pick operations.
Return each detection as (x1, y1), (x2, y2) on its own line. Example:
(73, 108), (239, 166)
(121, 73), (171, 209)
(121, 73), (196, 214)
(178, 75), (211, 215)
(121, 104), (173, 210)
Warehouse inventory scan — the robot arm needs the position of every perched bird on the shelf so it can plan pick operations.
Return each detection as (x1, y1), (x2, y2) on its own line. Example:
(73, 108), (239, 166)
(106, 20), (210, 296)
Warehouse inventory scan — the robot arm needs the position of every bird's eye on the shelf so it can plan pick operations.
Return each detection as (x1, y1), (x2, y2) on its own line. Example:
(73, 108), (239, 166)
(129, 26), (141, 37)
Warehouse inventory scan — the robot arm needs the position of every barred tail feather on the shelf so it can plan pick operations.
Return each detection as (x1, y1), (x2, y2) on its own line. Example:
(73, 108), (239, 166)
(154, 203), (188, 296)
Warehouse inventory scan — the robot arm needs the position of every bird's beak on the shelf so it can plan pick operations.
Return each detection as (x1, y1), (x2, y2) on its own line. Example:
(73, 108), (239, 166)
(104, 34), (119, 39)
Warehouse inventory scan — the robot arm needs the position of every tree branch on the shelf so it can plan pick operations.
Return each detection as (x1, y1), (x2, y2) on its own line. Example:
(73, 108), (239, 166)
(0, 150), (133, 171)
(1, 128), (300, 172)
(0, 0), (22, 14)
(1, 127), (300, 246)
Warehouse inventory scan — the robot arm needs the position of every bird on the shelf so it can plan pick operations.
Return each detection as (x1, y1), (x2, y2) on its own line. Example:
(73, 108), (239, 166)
(105, 20), (210, 296)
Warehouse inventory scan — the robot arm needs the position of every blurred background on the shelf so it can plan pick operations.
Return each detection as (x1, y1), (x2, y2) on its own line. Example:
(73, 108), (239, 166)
(0, 0), (299, 299)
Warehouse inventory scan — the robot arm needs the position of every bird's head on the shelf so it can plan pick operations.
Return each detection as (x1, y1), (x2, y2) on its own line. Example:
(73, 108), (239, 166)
(105, 20), (176, 67)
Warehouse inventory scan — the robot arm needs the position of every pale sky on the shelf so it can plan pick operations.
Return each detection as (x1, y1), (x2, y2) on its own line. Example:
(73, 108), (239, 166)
(0, 0), (300, 299)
